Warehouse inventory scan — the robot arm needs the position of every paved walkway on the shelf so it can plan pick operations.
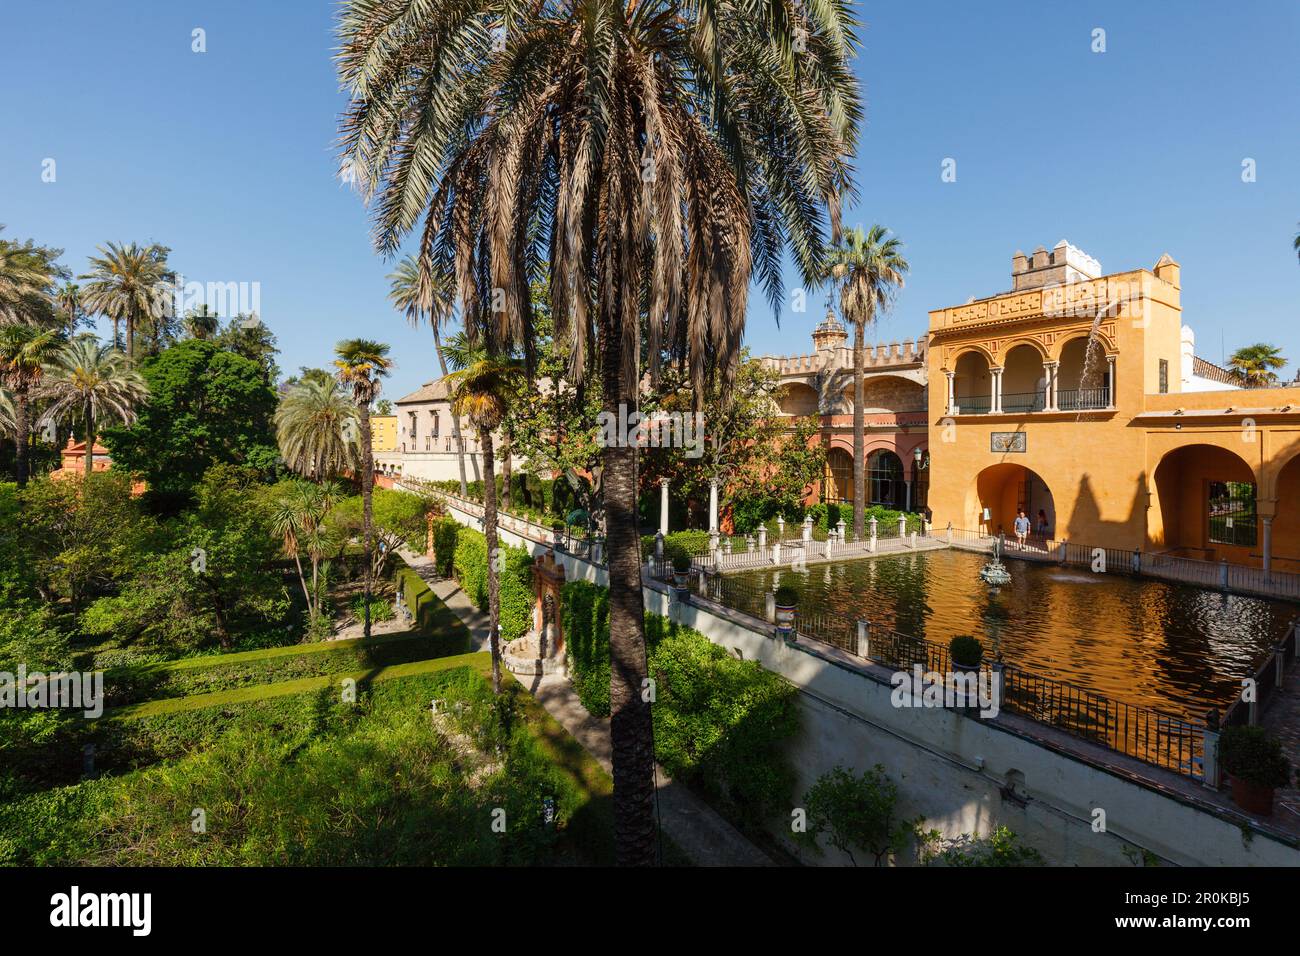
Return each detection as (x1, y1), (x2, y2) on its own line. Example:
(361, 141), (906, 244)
(397, 547), (775, 866)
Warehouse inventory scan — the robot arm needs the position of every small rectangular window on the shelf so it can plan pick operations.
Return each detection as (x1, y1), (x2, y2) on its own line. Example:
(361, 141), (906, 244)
(1159, 359), (1169, 394)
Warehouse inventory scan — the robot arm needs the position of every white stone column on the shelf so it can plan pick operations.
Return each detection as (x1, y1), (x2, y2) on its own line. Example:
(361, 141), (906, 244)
(1044, 361), (1059, 412)
(988, 367), (1001, 414)
(659, 479), (669, 537)
(944, 370), (956, 415)
(708, 478), (719, 533)
(1106, 355), (1117, 409)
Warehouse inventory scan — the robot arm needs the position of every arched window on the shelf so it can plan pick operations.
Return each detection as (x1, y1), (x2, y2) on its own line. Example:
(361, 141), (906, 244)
(433, 410), (440, 438)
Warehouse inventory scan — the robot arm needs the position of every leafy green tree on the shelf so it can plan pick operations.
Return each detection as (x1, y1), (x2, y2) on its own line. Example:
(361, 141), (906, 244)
(102, 339), (279, 507)
(215, 315), (279, 384)
(799, 764), (918, 867)
(17, 471), (154, 610)
(825, 225), (909, 539)
(337, 0), (861, 865)
(333, 339), (392, 640)
(0, 324), (64, 486)
(274, 378), (359, 479)
(81, 467), (289, 651)
(79, 241), (174, 362)
(37, 338), (148, 477)
(328, 487), (431, 581)
(640, 355), (825, 531)
(1228, 343), (1287, 387)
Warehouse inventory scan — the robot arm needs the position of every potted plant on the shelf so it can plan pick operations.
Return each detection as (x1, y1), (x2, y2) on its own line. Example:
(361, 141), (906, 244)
(949, 635), (983, 674)
(671, 552), (693, 590)
(1219, 725), (1292, 816)
(774, 584), (800, 639)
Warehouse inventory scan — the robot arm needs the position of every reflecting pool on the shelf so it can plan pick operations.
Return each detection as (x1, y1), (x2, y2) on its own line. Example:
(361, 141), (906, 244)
(728, 549), (1297, 720)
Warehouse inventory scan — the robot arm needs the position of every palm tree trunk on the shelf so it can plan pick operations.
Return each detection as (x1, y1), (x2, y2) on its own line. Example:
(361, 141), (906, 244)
(601, 311), (656, 867)
(14, 390), (30, 488)
(432, 327), (469, 496)
(359, 402), (375, 640)
(126, 310), (136, 365)
(853, 318), (866, 539)
(480, 425), (502, 695)
(83, 399), (95, 478)
(501, 435), (512, 511)
(111, 317), (121, 352)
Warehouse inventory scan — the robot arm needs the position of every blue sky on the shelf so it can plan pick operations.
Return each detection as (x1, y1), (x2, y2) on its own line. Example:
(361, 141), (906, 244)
(2, 0), (1297, 399)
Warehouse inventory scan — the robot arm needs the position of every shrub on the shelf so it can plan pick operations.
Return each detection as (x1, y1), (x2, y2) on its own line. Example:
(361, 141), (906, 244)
(1220, 725), (1292, 789)
(431, 517), (461, 577)
(562, 581), (798, 828)
(640, 529), (713, 561)
(671, 553), (692, 574)
(349, 593), (394, 623)
(774, 584), (800, 607)
(949, 635), (983, 667)
(934, 826), (1045, 867)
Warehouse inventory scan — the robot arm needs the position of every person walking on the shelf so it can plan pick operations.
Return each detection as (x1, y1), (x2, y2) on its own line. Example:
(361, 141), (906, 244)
(1014, 509), (1031, 550)
(1036, 509), (1050, 542)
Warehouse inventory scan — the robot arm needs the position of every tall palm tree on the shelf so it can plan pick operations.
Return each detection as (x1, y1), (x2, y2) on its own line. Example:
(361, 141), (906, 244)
(0, 226), (57, 326)
(37, 338), (148, 477)
(183, 304), (221, 340)
(337, 0), (860, 866)
(1228, 343), (1287, 388)
(334, 338), (392, 639)
(387, 255), (469, 495)
(446, 356), (523, 696)
(826, 225), (909, 538)
(0, 324), (64, 485)
(79, 241), (173, 362)
(275, 377), (361, 479)
(55, 281), (83, 336)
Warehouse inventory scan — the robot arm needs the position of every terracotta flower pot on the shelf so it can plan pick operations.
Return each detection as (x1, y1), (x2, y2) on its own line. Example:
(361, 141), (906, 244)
(1229, 776), (1275, 816)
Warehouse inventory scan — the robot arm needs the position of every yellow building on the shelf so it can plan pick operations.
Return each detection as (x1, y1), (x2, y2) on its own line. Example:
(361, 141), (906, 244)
(926, 242), (1300, 571)
(370, 414), (398, 453)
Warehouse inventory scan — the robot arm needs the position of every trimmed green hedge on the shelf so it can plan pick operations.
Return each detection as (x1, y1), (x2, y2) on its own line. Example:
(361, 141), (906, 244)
(561, 580), (797, 828)
(430, 517), (461, 577)
(451, 526), (534, 643)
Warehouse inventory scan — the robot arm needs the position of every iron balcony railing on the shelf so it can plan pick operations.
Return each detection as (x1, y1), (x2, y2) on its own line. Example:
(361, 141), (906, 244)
(1057, 386), (1112, 410)
(953, 386), (1113, 414)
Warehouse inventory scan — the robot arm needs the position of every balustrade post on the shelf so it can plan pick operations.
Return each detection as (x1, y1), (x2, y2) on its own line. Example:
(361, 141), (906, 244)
(898, 514), (907, 539)
(1202, 709), (1222, 789)
(856, 619), (871, 659)
(772, 540), (782, 565)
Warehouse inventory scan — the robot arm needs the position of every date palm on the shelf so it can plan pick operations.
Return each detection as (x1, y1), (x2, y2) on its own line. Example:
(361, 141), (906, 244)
(387, 255), (469, 494)
(79, 241), (173, 362)
(334, 338), (392, 639)
(183, 304), (221, 341)
(55, 281), (84, 336)
(0, 227), (57, 325)
(338, 0), (861, 865)
(275, 378), (361, 479)
(445, 355), (523, 696)
(37, 338), (148, 477)
(1228, 343), (1287, 388)
(826, 224), (909, 538)
(0, 323), (64, 485)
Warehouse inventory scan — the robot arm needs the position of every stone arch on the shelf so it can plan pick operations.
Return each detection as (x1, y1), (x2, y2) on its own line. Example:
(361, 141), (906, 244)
(1001, 343), (1047, 413)
(1151, 444), (1262, 559)
(965, 463), (1057, 540)
(824, 447), (854, 504)
(779, 381), (819, 416)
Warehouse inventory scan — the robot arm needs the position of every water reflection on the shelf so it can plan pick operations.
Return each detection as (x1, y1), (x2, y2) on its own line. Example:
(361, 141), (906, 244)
(731, 550), (1297, 719)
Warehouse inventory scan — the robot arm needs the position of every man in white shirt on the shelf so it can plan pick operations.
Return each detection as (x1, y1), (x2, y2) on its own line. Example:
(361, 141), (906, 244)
(1013, 510), (1030, 549)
